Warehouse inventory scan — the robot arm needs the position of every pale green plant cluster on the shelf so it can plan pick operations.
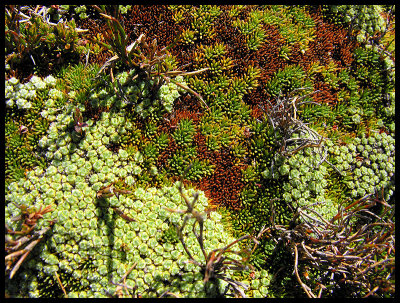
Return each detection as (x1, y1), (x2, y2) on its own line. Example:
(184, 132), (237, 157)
(73, 5), (88, 20)
(325, 5), (388, 43)
(37, 109), (143, 188)
(57, 5), (132, 20)
(329, 131), (395, 201)
(5, 71), (271, 298)
(89, 69), (186, 118)
(261, 130), (395, 222)
(6, 176), (271, 297)
(157, 76), (187, 113)
(5, 75), (57, 110)
(266, 147), (334, 221)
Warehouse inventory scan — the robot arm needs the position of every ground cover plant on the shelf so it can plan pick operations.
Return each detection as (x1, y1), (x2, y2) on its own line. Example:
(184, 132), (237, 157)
(5, 5), (395, 298)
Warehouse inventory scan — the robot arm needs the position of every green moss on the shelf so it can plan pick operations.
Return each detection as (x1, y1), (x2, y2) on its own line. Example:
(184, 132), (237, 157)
(5, 4), (395, 298)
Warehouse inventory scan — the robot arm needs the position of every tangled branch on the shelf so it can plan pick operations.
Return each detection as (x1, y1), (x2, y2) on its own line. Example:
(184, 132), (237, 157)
(269, 188), (395, 297)
(92, 5), (210, 110)
(164, 165), (264, 297)
(5, 204), (56, 279)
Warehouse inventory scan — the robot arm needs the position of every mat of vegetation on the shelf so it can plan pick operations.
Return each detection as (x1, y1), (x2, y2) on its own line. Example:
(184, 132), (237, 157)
(5, 5), (395, 298)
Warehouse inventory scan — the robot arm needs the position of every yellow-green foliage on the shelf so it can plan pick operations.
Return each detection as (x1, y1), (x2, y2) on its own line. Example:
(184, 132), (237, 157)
(5, 70), (271, 298)
(5, 5), (396, 298)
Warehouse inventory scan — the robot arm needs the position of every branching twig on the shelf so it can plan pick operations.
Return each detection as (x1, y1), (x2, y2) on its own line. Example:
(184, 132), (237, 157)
(55, 271), (68, 298)
(5, 204), (55, 279)
(92, 6), (209, 111)
(163, 165), (258, 297)
(268, 189), (394, 297)
(294, 245), (316, 298)
(109, 262), (138, 298)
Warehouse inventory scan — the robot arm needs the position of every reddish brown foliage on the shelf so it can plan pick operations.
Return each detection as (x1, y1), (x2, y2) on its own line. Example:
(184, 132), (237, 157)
(74, 5), (362, 212)
(195, 148), (246, 210)
(123, 6), (177, 49)
(156, 136), (178, 169)
(312, 75), (339, 106)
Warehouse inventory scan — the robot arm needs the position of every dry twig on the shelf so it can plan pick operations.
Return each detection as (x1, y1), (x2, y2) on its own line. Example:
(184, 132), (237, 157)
(268, 188), (394, 297)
